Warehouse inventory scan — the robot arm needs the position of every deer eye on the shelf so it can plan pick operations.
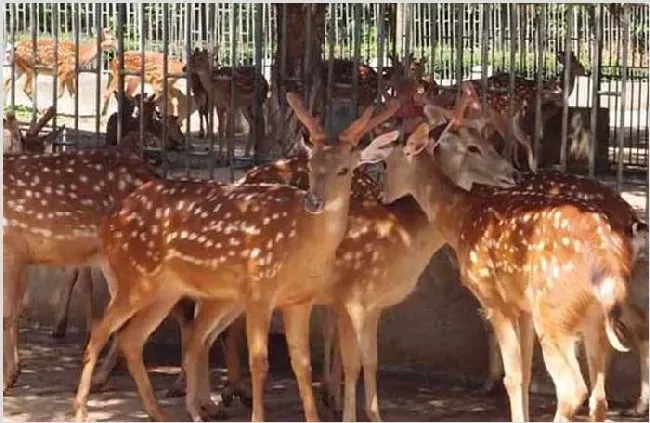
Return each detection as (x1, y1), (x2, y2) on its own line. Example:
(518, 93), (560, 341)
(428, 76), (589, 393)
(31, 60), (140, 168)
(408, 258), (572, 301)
(337, 167), (349, 176)
(468, 145), (482, 155)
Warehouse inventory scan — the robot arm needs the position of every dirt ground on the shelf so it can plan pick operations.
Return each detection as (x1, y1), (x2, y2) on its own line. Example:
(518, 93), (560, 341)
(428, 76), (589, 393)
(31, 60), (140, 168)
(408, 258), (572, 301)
(3, 321), (648, 423)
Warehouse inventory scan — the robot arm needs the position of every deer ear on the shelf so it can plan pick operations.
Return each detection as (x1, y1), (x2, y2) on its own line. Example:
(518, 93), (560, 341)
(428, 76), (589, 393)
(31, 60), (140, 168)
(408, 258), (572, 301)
(358, 130), (400, 165)
(403, 123), (430, 157)
(423, 105), (452, 127)
(296, 136), (313, 159)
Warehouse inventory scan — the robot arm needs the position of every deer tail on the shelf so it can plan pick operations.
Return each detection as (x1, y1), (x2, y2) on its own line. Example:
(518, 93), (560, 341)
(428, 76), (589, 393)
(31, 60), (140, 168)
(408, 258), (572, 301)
(592, 266), (631, 353)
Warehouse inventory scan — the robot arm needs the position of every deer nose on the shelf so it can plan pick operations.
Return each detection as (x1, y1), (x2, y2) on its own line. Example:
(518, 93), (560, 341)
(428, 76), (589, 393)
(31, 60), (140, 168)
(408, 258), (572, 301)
(304, 192), (325, 214)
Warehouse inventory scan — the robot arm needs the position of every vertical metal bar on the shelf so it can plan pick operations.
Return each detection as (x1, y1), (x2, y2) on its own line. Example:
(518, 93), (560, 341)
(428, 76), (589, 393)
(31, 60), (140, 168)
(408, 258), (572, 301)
(455, 3), (464, 87)
(208, 3), (216, 180)
(352, 3), (361, 115)
(95, 4), (102, 145)
(481, 4), (489, 111)
(185, 2), (192, 178)
(116, 4), (125, 152)
(507, 4), (516, 149)
(303, 4), (313, 105)
(228, 4), (237, 183)
(559, 5), (573, 172)
(10, 3), (16, 108)
(31, 4), (38, 121)
(588, 5), (602, 178)
(326, 5), (335, 134)
(377, 3), (385, 104)
(139, 3), (146, 160)
(162, 3), (169, 178)
(616, 7), (630, 192)
(52, 3), (59, 130)
(254, 3), (263, 163)
(429, 3), (436, 80)
(277, 4), (288, 154)
(403, 3), (411, 64)
(534, 6), (545, 166)
(74, 3), (80, 145)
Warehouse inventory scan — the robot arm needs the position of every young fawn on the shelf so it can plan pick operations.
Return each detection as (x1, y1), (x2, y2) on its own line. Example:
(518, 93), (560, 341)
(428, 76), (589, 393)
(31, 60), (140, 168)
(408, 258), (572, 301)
(3, 149), (159, 393)
(361, 82), (641, 422)
(72, 93), (400, 422)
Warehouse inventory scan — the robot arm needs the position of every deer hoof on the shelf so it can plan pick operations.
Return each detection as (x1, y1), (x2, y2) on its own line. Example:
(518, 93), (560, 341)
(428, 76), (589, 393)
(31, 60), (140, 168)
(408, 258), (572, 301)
(233, 386), (253, 409)
(165, 385), (186, 398)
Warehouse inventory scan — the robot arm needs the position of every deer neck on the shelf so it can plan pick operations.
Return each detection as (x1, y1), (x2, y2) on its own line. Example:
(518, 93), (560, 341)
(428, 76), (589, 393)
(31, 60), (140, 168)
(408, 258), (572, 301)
(78, 40), (100, 67)
(408, 156), (471, 251)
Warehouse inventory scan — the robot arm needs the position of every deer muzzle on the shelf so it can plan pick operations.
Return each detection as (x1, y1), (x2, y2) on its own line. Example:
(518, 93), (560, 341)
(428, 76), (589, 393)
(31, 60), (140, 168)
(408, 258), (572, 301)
(304, 192), (325, 214)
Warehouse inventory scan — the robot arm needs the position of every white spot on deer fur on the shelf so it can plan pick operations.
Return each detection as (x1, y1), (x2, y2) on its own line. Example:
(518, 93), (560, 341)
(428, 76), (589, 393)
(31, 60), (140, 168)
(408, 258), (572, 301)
(276, 232), (284, 242)
(263, 217), (271, 225)
(229, 238), (241, 246)
(469, 250), (478, 264)
(205, 240), (214, 247)
(180, 231), (189, 239)
(250, 248), (260, 258)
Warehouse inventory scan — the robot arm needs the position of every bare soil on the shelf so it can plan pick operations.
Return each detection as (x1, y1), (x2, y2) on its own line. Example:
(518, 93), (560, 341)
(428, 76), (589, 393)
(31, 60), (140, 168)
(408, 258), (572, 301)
(4, 321), (648, 422)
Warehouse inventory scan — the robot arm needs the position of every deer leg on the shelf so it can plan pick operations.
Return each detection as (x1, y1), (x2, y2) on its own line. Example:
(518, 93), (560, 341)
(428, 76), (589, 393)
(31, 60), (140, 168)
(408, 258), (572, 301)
(164, 300), (196, 398)
(339, 305), (362, 422)
(635, 338), (649, 416)
(242, 106), (256, 158)
(101, 72), (116, 117)
(330, 330), (343, 412)
(52, 267), (81, 338)
(489, 310), (526, 422)
(320, 307), (336, 407)
(582, 316), (611, 422)
(281, 302), (320, 422)
(360, 309), (382, 422)
(519, 312), (534, 422)
(73, 293), (143, 422)
(23, 69), (36, 107)
(220, 316), (252, 408)
(477, 325), (505, 395)
(117, 292), (182, 422)
(537, 329), (587, 422)
(3, 256), (27, 393)
(246, 304), (273, 422)
(194, 304), (244, 420)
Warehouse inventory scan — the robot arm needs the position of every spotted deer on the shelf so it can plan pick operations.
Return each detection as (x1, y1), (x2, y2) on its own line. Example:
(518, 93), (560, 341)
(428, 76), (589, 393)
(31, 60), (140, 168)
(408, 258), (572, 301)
(3, 149), (160, 393)
(186, 48), (269, 158)
(71, 92), (400, 422)
(360, 82), (641, 422)
(101, 51), (187, 118)
(474, 171), (648, 416)
(4, 29), (116, 106)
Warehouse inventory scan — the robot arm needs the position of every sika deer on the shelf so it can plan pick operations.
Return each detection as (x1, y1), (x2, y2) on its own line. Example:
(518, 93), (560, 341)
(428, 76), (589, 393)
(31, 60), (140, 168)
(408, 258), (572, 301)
(72, 93), (399, 422)
(3, 149), (159, 393)
(235, 111), (517, 421)
(101, 51), (186, 118)
(4, 29), (116, 106)
(186, 48), (269, 158)
(361, 82), (639, 422)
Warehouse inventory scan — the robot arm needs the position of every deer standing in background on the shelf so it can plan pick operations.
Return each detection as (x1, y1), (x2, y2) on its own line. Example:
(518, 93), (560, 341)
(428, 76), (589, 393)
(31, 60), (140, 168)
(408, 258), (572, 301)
(101, 51), (187, 119)
(186, 48), (269, 159)
(360, 81), (641, 422)
(4, 29), (116, 107)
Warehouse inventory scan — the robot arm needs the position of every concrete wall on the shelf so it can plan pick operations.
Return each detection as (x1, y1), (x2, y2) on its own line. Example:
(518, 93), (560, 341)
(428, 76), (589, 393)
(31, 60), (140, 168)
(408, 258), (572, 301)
(20, 244), (648, 403)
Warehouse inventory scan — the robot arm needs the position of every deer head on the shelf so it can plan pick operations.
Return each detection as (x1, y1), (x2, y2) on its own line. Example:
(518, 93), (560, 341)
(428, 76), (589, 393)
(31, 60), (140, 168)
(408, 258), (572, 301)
(359, 82), (518, 203)
(285, 92), (400, 214)
(100, 28), (117, 51)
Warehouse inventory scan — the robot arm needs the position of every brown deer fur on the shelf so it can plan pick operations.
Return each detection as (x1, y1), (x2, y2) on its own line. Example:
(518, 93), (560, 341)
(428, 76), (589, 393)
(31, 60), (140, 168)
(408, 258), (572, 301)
(360, 84), (640, 422)
(71, 93), (399, 422)
(5, 29), (116, 104)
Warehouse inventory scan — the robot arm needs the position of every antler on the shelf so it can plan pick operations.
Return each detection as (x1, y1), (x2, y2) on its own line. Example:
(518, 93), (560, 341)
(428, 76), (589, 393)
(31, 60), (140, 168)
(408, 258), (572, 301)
(286, 92), (327, 144)
(339, 99), (400, 146)
(26, 106), (56, 138)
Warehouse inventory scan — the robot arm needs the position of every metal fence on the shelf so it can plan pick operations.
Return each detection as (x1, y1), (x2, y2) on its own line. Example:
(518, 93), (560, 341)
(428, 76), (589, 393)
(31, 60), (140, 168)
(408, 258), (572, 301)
(3, 3), (649, 199)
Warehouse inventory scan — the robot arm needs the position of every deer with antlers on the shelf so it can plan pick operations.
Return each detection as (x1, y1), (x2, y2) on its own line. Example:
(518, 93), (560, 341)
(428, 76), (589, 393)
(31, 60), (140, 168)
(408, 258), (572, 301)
(185, 48), (270, 159)
(3, 106), (64, 155)
(4, 29), (116, 107)
(71, 92), (399, 422)
(360, 81), (642, 422)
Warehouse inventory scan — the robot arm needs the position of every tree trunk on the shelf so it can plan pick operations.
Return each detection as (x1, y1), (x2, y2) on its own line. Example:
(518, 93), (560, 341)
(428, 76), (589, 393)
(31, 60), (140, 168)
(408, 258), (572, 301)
(264, 4), (327, 158)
